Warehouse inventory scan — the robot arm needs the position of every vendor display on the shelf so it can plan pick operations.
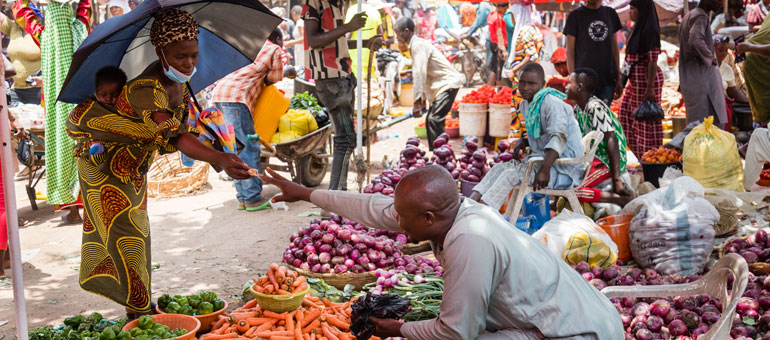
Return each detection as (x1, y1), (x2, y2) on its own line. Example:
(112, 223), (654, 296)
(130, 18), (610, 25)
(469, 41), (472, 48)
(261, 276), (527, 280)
(157, 291), (225, 316)
(363, 271), (443, 322)
(457, 136), (490, 183)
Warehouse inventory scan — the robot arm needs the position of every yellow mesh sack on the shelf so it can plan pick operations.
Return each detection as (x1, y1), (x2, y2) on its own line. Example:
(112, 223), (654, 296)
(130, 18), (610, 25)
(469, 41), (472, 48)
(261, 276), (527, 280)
(562, 232), (618, 269)
(683, 116), (745, 191)
(278, 109), (318, 136)
(271, 131), (304, 144)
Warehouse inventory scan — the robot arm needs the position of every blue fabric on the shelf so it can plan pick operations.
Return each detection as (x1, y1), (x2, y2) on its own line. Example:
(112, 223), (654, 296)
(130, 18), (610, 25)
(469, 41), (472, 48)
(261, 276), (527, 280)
(216, 102), (263, 204)
(437, 4), (460, 29)
(467, 2), (492, 35)
(57, 0), (280, 104)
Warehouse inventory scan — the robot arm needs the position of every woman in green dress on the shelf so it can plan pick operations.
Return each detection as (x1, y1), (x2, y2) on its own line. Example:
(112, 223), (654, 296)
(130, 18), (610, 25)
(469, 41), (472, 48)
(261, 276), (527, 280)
(66, 8), (251, 316)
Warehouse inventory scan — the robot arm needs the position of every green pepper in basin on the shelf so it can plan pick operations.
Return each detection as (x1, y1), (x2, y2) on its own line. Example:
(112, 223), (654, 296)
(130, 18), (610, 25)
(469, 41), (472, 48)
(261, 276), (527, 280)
(198, 301), (214, 315)
(137, 316), (153, 330)
(157, 294), (171, 309)
(213, 298), (225, 311)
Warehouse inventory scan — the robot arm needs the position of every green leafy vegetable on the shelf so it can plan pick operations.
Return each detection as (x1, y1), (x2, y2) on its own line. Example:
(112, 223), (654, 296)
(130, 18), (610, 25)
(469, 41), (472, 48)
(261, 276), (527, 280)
(290, 92), (323, 118)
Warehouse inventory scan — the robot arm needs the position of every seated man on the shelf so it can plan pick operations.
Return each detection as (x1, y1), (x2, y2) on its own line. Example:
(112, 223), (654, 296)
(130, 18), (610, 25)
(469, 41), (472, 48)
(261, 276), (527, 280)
(566, 68), (634, 206)
(471, 63), (585, 210)
(260, 165), (624, 340)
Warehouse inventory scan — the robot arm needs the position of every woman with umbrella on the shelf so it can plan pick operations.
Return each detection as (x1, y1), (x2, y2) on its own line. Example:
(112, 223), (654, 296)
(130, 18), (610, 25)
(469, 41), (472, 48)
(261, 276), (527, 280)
(66, 8), (251, 317)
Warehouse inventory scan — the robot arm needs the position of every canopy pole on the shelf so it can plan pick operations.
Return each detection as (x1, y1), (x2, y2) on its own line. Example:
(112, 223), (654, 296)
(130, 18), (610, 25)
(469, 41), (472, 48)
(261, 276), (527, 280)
(355, 1), (363, 155)
(684, 0), (689, 14)
(1, 75), (29, 340)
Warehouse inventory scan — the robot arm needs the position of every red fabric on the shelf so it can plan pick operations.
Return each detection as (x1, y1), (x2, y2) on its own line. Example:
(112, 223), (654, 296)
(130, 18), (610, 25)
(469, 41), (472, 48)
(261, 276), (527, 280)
(550, 47), (567, 64)
(619, 48), (664, 158)
(55, 196), (84, 212)
(12, 0), (43, 47)
(75, 0), (92, 32)
(0, 165), (6, 250)
(725, 96), (734, 131)
(576, 158), (611, 203)
(487, 11), (507, 47)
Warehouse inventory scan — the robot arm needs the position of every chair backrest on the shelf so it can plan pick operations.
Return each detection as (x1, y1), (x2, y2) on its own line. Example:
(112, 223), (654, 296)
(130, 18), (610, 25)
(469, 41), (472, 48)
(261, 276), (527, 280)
(579, 131), (603, 175)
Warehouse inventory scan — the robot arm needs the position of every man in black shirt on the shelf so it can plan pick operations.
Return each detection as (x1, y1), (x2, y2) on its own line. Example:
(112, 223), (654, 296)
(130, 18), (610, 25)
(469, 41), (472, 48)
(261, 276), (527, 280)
(564, 0), (622, 104)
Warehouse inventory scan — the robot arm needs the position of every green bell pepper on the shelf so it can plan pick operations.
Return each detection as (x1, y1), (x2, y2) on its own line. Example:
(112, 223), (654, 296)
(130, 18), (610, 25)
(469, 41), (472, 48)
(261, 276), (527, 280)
(179, 305), (194, 316)
(116, 330), (131, 340)
(171, 295), (189, 306)
(137, 315), (154, 330)
(99, 327), (116, 340)
(198, 301), (214, 315)
(87, 312), (103, 325)
(134, 335), (149, 340)
(187, 294), (202, 308)
(64, 315), (84, 328)
(129, 327), (143, 337)
(165, 301), (182, 314)
(157, 294), (171, 309)
(213, 298), (225, 311)
(199, 291), (215, 303)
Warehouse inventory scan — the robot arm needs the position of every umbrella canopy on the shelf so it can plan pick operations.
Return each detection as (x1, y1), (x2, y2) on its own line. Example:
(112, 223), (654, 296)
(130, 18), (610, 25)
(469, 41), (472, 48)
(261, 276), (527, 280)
(58, 0), (281, 103)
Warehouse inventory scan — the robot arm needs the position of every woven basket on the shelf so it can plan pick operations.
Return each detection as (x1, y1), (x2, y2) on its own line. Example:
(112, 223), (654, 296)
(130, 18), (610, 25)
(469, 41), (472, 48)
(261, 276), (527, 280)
(402, 241), (432, 255)
(248, 286), (309, 313)
(704, 195), (739, 237)
(122, 314), (200, 340)
(147, 152), (210, 198)
(287, 264), (381, 290)
(155, 299), (228, 332)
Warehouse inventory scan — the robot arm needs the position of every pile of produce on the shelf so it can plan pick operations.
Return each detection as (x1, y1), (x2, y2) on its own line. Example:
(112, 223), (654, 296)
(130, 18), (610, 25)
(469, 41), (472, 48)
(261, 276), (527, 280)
(641, 146), (682, 164)
(458, 137), (490, 183)
(27, 313), (127, 340)
(392, 254), (444, 277)
(759, 168), (770, 185)
(723, 230), (770, 265)
(460, 85), (496, 104)
(157, 291), (225, 315)
(445, 115), (459, 128)
(489, 87), (514, 105)
(491, 139), (516, 164)
(283, 217), (404, 274)
(363, 272), (444, 322)
(428, 133), (460, 180)
(251, 263), (309, 295)
(127, 316), (190, 340)
(307, 277), (356, 302)
(451, 101), (460, 111)
(202, 297), (373, 340)
(290, 92), (323, 118)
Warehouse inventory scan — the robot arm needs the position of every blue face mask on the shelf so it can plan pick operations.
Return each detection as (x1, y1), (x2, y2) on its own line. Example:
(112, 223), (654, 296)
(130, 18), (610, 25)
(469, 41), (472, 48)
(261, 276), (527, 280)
(161, 51), (197, 83)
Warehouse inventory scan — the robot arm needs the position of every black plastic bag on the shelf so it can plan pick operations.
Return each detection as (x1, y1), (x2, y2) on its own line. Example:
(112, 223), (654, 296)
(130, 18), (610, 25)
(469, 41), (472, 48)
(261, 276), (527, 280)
(633, 99), (665, 122)
(350, 293), (411, 340)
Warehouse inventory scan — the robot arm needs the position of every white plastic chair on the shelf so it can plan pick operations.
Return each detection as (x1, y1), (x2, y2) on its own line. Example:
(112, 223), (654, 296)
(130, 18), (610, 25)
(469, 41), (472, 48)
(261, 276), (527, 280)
(503, 131), (603, 220)
(601, 254), (749, 340)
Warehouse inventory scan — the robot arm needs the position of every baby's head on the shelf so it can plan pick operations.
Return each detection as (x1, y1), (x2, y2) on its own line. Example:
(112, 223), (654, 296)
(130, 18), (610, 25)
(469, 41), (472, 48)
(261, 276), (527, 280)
(94, 66), (127, 106)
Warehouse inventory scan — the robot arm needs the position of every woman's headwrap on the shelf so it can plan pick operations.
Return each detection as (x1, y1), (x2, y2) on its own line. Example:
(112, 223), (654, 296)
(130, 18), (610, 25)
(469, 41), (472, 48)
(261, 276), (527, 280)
(108, 0), (131, 16)
(626, 0), (661, 54)
(150, 8), (199, 48)
(504, 3), (540, 67)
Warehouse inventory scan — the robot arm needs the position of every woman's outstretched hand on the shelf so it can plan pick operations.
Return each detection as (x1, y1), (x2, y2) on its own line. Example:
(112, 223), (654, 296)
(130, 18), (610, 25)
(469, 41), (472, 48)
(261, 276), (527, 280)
(217, 153), (252, 179)
(259, 168), (314, 203)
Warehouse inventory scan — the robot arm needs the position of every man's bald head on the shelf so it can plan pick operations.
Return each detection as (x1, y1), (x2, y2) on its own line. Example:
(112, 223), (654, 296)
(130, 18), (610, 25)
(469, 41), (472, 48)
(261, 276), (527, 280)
(393, 165), (460, 242)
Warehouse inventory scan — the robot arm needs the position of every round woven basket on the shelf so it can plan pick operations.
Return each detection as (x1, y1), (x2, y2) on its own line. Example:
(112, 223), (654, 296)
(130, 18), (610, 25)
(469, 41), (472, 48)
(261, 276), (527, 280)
(248, 286), (309, 313)
(147, 152), (210, 198)
(287, 264), (381, 290)
(402, 241), (432, 255)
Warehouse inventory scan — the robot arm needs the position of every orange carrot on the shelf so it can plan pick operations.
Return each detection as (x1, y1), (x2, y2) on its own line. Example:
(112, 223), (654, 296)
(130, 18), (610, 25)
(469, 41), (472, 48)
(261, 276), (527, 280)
(212, 317), (227, 331)
(285, 312), (296, 333)
(247, 317), (274, 326)
(229, 311), (257, 323)
(303, 298), (322, 309)
(255, 331), (293, 337)
(302, 319), (320, 333)
(253, 285), (265, 293)
(269, 336), (295, 340)
(243, 326), (258, 338)
(338, 333), (351, 340)
(277, 289), (292, 295)
(294, 317), (303, 340)
(293, 282), (308, 293)
(276, 266), (288, 283)
(255, 320), (277, 333)
(304, 309), (321, 324)
(256, 277), (269, 285)
(306, 296), (320, 302)
(236, 320), (250, 333)
(296, 309), (305, 325)
(267, 266), (279, 288)
(202, 334), (238, 340)
(292, 276), (306, 287)
(325, 315), (349, 331)
(263, 310), (286, 319)
(264, 284), (276, 295)
(321, 324), (340, 340)
(243, 299), (258, 309)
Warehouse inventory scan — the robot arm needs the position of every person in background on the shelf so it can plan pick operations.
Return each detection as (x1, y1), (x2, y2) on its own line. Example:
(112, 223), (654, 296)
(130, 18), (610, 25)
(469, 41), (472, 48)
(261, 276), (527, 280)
(211, 28), (284, 211)
(747, 0), (769, 30)
(391, 6), (403, 22)
(471, 63), (585, 211)
(128, 0), (141, 10)
(459, 2), (476, 27)
(566, 68), (633, 206)
(346, 0), (382, 79)
(303, 0), (367, 191)
(503, 1), (543, 90)
(374, 0), (396, 47)
(737, 15), (770, 123)
(714, 34), (750, 120)
(546, 46), (569, 92)
(0, 7), (41, 106)
(416, 8), (437, 41)
(618, 0), (663, 158)
(564, 0), (622, 104)
(395, 0), (412, 21)
(108, 0), (131, 18)
(679, 0), (728, 127)
(285, 6), (305, 71)
(465, 0), (492, 37)
(394, 18), (462, 150)
(503, 0), (516, 50)
(261, 165), (624, 340)
(486, 2), (509, 86)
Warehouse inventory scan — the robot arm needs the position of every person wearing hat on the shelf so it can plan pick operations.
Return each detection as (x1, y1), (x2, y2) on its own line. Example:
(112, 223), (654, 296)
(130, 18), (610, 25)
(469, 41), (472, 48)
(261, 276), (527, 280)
(128, 0), (141, 10)
(108, 0), (130, 18)
(66, 8), (251, 317)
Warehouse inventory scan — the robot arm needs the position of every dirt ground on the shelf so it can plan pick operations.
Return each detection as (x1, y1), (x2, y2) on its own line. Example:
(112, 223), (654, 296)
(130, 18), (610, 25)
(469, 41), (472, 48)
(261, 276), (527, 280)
(0, 112), (434, 338)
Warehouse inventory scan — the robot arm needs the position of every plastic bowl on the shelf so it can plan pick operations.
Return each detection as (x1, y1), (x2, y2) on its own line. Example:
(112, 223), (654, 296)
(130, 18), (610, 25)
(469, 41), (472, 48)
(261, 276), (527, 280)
(445, 126), (460, 138)
(122, 314), (200, 340)
(757, 179), (770, 187)
(155, 299), (228, 333)
(597, 215), (633, 261)
(248, 286), (309, 313)
(414, 126), (427, 139)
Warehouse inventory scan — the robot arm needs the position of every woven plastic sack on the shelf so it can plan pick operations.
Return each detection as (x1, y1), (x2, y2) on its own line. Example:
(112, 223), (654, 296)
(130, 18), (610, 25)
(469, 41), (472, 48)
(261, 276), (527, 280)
(271, 131), (303, 144)
(682, 116), (744, 191)
(532, 211), (619, 268)
(623, 176), (719, 276)
(278, 109), (318, 136)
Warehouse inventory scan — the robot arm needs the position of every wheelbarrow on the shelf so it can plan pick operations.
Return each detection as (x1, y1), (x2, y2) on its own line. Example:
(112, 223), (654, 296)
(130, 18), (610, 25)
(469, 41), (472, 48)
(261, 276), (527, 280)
(253, 124), (333, 187)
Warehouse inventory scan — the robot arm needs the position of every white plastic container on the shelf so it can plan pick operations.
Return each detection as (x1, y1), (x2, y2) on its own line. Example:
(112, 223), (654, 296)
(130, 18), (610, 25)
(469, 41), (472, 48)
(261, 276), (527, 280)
(459, 110), (487, 136)
(488, 104), (512, 137)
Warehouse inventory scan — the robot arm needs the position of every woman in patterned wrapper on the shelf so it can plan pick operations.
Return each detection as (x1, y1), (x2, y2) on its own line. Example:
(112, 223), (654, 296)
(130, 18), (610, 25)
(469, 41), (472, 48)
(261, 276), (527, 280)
(65, 8), (251, 317)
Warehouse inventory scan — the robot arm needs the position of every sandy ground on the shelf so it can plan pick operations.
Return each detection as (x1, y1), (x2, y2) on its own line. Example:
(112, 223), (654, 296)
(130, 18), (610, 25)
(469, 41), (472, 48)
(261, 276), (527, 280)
(0, 111), (441, 338)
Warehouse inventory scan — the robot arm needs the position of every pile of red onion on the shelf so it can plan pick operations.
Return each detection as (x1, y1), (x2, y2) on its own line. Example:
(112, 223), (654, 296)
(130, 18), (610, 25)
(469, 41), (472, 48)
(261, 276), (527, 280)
(428, 133), (460, 180)
(458, 137), (490, 183)
(723, 229), (770, 265)
(491, 139), (516, 164)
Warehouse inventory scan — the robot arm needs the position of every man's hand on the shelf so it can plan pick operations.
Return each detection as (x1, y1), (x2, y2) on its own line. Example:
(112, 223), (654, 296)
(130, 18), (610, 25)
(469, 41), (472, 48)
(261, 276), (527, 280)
(412, 99), (423, 118)
(259, 167), (314, 203)
(612, 178), (632, 197)
(511, 138), (528, 160)
(736, 42), (751, 55)
(214, 153), (252, 180)
(368, 317), (404, 338)
(533, 167), (550, 191)
(346, 12), (368, 33)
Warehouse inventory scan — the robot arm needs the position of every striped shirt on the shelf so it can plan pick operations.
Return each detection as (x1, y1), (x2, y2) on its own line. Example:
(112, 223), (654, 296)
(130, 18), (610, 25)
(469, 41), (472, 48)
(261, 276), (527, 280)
(302, 0), (351, 80)
(210, 40), (284, 113)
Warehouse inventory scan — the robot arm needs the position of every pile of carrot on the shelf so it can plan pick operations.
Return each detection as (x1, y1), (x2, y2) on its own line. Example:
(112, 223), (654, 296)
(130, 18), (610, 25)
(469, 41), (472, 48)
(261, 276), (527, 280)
(201, 295), (385, 340)
(252, 263), (308, 295)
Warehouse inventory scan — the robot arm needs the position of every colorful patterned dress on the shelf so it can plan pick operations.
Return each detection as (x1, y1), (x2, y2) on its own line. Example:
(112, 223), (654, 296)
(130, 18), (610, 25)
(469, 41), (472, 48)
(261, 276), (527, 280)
(618, 48), (663, 158)
(66, 77), (194, 312)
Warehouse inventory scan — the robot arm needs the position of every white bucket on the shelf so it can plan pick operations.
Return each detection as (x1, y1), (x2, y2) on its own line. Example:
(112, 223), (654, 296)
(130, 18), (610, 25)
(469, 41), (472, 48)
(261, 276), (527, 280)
(459, 110), (487, 136)
(459, 103), (488, 112)
(489, 104), (512, 137)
